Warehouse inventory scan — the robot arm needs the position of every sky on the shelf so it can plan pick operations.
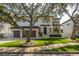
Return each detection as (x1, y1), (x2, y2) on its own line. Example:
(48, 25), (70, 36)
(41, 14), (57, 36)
(60, 4), (76, 24)
(60, 14), (70, 24)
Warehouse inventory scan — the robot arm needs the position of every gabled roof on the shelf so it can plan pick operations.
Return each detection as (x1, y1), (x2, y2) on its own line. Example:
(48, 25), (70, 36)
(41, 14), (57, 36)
(52, 24), (61, 26)
(61, 19), (71, 25)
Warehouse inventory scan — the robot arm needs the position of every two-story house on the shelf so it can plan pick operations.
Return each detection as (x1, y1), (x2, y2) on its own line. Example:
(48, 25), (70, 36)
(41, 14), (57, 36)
(0, 16), (61, 38)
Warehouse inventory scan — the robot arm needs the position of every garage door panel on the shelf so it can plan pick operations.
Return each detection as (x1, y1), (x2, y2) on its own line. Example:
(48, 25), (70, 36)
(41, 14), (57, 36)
(22, 30), (36, 37)
(13, 30), (20, 38)
(22, 30), (29, 37)
(31, 31), (36, 37)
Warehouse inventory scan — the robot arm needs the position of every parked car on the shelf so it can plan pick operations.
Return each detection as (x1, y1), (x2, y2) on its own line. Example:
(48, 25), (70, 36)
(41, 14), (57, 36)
(74, 34), (79, 38)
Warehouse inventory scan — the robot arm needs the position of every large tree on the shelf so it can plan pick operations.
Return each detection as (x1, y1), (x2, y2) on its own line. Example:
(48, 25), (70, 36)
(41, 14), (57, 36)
(0, 3), (28, 26)
(0, 3), (69, 43)
(0, 3), (51, 43)
(21, 3), (67, 42)
(60, 3), (79, 40)
(21, 3), (51, 42)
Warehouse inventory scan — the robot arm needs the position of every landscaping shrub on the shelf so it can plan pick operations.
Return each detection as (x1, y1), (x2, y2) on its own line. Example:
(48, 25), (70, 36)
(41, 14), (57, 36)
(49, 34), (62, 37)
(0, 33), (4, 38)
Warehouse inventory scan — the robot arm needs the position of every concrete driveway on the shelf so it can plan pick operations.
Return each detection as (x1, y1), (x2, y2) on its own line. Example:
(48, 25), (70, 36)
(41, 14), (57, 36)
(0, 41), (13, 44)
(0, 38), (15, 44)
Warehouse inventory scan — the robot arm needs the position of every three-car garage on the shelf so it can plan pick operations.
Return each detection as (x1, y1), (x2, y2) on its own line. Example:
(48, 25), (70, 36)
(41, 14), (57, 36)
(11, 26), (39, 38)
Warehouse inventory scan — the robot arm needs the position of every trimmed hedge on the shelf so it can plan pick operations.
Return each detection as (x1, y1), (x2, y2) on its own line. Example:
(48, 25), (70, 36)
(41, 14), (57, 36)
(0, 33), (4, 38)
(49, 34), (62, 37)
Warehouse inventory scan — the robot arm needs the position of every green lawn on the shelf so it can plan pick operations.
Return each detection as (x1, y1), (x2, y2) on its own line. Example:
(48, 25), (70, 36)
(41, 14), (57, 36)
(0, 38), (72, 47)
(32, 38), (72, 46)
(46, 45), (79, 52)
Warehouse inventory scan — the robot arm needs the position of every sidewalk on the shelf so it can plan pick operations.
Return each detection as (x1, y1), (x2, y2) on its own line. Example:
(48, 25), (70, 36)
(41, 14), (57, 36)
(0, 42), (79, 55)
(0, 43), (79, 52)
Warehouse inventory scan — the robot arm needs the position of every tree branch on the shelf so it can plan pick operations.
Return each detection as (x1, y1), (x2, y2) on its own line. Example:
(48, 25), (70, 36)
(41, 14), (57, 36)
(31, 3), (41, 15)
(72, 4), (78, 17)
(61, 4), (75, 23)
(21, 3), (31, 17)
(32, 4), (50, 25)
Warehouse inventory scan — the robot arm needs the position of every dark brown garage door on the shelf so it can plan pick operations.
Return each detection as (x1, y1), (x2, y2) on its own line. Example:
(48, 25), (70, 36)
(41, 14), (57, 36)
(13, 30), (20, 38)
(22, 30), (36, 38)
(31, 31), (36, 37)
(22, 30), (29, 38)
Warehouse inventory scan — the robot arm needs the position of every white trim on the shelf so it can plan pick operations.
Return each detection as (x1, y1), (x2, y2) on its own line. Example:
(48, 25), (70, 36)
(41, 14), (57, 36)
(24, 29), (39, 30)
(12, 28), (39, 38)
(36, 29), (39, 37)
(20, 29), (22, 38)
(12, 29), (21, 30)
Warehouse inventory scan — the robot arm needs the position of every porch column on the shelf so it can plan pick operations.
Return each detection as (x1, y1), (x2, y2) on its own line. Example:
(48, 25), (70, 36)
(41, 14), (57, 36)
(47, 27), (50, 37)
(11, 29), (13, 38)
(20, 29), (22, 38)
(36, 29), (39, 37)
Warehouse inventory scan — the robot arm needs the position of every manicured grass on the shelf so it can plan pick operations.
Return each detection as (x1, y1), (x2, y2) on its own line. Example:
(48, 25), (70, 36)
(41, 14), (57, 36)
(47, 45), (79, 51)
(0, 40), (25, 47)
(0, 38), (72, 47)
(32, 38), (72, 46)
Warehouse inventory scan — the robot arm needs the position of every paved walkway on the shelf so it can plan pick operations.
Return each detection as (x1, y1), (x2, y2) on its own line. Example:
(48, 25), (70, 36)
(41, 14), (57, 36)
(0, 43), (79, 56)
(23, 43), (79, 52)
(0, 39), (79, 55)
(41, 43), (79, 50)
(0, 43), (79, 52)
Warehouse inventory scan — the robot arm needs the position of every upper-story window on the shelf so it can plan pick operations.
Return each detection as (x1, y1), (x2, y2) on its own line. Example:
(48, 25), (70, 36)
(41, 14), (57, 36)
(52, 19), (59, 23)
(43, 17), (50, 23)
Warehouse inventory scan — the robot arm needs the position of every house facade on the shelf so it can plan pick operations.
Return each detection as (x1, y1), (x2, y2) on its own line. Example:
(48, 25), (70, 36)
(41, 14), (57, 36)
(61, 19), (79, 38)
(0, 16), (61, 38)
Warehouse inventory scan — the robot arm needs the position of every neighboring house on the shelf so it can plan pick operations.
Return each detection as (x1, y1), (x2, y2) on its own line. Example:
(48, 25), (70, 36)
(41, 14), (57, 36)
(0, 16), (61, 38)
(61, 19), (79, 37)
(0, 22), (12, 38)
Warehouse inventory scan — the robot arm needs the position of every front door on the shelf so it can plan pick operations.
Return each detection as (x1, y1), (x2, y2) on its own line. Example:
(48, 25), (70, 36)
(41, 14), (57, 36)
(44, 27), (47, 35)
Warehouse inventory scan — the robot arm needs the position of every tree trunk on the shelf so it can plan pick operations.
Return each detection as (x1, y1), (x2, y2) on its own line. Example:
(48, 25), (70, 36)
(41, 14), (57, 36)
(26, 26), (32, 42)
(26, 21), (33, 43)
(71, 24), (76, 40)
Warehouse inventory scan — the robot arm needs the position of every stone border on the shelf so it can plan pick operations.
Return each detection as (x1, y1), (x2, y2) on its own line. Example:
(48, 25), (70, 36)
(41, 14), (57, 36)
(0, 51), (79, 54)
